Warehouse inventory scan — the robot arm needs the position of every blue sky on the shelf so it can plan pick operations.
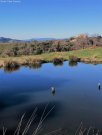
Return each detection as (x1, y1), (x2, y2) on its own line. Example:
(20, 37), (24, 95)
(0, 0), (102, 39)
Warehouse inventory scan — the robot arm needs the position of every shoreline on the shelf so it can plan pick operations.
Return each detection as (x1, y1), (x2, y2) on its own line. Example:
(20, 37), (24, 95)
(0, 47), (102, 68)
(0, 57), (102, 68)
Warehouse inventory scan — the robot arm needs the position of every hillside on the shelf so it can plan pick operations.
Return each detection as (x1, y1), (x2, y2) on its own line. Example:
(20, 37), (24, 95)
(0, 37), (21, 43)
(0, 34), (102, 57)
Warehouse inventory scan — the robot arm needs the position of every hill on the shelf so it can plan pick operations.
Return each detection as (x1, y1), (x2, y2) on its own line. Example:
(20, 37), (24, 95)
(0, 37), (21, 43)
(0, 37), (56, 43)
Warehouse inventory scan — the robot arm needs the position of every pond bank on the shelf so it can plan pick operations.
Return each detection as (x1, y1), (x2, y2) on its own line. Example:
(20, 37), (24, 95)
(0, 47), (102, 68)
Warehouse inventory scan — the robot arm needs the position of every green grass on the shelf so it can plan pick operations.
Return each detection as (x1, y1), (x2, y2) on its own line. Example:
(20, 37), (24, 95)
(0, 47), (102, 67)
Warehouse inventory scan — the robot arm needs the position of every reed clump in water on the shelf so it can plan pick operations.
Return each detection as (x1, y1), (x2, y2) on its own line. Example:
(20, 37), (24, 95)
(52, 57), (63, 66)
(25, 58), (44, 69)
(4, 60), (20, 72)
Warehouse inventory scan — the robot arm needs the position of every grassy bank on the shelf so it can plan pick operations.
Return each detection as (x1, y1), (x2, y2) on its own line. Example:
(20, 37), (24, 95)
(0, 47), (102, 68)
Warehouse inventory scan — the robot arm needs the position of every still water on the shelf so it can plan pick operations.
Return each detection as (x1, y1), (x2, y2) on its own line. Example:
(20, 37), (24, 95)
(0, 62), (102, 134)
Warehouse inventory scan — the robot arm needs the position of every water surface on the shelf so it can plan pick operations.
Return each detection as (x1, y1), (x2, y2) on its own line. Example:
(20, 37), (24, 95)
(0, 62), (102, 134)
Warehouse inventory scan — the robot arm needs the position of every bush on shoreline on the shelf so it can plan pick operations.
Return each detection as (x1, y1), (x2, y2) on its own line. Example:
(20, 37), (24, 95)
(25, 58), (43, 69)
(52, 57), (63, 66)
(4, 60), (20, 73)
(69, 55), (80, 62)
(4, 60), (20, 69)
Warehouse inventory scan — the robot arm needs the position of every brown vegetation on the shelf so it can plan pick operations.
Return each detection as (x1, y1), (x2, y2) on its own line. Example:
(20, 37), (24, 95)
(0, 34), (102, 57)
(4, 60), (20, 73)
(25, 58), (43, 69)
(69, 55), (80, 62)
(4, 60), (20, 69)
(52, 57), (63, 66)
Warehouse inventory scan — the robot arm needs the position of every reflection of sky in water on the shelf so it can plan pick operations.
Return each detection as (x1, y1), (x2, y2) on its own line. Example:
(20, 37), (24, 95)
(0, 62), (102, 134)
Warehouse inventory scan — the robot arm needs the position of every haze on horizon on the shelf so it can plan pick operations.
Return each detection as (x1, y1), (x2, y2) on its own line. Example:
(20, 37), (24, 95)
(0, 0), (102, 40)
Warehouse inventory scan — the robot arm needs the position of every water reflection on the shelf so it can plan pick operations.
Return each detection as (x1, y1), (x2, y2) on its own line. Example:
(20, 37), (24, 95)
(52, 91), (55, 96)
(69, 61), (78, 67)
(51, 87), (56, 96)
(98, 83), (101, 90)
(4, 63), (42, 73)
(0, 130), (20, 135)
(28, 63), (42, 69)
(53, 62), (63, 67)
(4, 66), (20, 73)
(0, 94), (29, 110)
(53, 58), (63, 66)
(0, 62), (102, 134)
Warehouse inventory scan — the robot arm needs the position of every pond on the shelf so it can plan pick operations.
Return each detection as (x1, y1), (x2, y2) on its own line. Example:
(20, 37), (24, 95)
(0, 62), (102, 135)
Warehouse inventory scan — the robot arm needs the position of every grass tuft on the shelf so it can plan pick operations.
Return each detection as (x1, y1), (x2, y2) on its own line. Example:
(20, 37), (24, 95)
(4, 60), (20, 73)
(69, 55), (80, 62)
(1, 105), (55, 135)
(52, 57), (63, 66)
(25, 58), (43, 69)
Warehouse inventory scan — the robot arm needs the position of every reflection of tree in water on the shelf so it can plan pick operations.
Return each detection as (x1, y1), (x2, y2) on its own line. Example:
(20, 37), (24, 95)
(29, 63), (42, 69)
(4, 60), (20, 73)
(69, 61), (78, 67)
(53, 62), (63, 67)
(4, 66), (20, 73)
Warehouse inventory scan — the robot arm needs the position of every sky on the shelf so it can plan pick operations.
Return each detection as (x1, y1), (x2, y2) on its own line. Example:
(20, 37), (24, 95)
(0, 0), (102, 39)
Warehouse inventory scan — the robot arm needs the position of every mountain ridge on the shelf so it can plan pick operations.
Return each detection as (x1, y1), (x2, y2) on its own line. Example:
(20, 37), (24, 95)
(0, 37), (57, 43)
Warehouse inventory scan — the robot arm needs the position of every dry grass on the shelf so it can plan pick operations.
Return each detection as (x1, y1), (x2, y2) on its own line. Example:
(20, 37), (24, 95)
(75, 122), (101, 135)
(69, 55), (80, 62)
(25, 57), (44, 69)
(1, 106), (101, 135)
(2, 104), (56, 135)
(0, 47), (102, 68)
(3, 60), (20, 73)
(4, 60), (20, 68)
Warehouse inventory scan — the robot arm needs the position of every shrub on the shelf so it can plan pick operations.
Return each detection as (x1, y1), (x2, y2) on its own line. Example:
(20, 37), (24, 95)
(69, 55), (80, 62)
(26, 58), (43, 69)
(4, 60), (20, 73)
(1, 105), (55, 135)
(4, 60), (20, 68)
(53, 57), (63, 66)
